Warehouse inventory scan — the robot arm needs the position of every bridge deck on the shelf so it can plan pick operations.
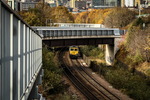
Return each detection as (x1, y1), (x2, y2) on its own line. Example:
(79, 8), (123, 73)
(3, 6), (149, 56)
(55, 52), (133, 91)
(32, 27), (122, 39)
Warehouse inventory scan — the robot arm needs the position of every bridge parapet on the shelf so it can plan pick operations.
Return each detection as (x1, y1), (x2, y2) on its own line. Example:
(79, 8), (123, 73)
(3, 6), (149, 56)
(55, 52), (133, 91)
(54, 23), (105, 28)
(32, 27), (123, 39)
(0, 0), (42, 100)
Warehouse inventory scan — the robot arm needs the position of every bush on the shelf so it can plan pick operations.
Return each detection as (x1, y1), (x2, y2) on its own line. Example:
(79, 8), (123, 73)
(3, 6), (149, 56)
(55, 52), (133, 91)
(135, 17), (144, 26)
(133, 51), (144, 63)
(80, 45), (90, 56)
(105, 65), (150, 100)
(42, 46), (63, 94)
(97, 52), (105, 60)
(146, 69), (150, 76)
(89, 47), (101, 57)
(125, 54), (133, 64)
(80, 45), (104, 58)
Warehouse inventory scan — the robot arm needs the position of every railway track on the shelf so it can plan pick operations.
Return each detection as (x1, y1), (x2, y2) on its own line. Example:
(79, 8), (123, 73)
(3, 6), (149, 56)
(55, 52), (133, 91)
(71, 59), (121, 100)
(58, 47), (120, 100)
(58, 47), (99, 100)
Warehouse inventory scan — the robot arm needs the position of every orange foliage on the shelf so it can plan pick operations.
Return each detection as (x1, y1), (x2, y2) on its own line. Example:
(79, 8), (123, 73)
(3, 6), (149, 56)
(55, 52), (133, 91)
(117, 34), (126, 48)
(74, 8), (111, 24)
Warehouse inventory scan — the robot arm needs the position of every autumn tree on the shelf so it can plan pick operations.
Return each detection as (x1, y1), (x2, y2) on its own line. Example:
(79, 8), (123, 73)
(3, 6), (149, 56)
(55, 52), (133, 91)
(95, 8), (109, 24)
(132, 30), (150, 62)
(74, 8), (110, 24)
(54, 6), (74, 23)
(104, 7), (137, 28)
(19, 2), (52, 26)
(22, 12), (41, 26)
(19, 3), (74, 25)
(104, 9), (115, 28)
(75, 11), (89, 23)
(124, 16), (150, 63)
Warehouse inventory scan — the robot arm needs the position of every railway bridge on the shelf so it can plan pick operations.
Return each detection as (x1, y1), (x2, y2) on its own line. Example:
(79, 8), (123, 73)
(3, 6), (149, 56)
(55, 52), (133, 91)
(32, 26), (125, 65)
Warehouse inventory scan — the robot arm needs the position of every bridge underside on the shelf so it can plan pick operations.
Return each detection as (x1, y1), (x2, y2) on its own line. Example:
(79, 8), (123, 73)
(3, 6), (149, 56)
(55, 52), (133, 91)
(43, 38), (114, 47)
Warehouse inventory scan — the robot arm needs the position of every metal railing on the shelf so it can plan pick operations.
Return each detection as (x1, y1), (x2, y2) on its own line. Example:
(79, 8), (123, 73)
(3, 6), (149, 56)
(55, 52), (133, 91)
(32, 27), (122, 39)
(0, 0), (42, 100)
(54, 23), (105, 28)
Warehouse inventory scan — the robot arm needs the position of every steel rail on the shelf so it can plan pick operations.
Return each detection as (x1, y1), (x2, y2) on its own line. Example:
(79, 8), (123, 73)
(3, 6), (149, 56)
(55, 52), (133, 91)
(77, 59), (121, 100)
(71, 59), (109, 100)
(58, 47), (99, 100)
(61, 49), (99, 100)
(58, 47), (93, 100)
(58, 47), (91, 100)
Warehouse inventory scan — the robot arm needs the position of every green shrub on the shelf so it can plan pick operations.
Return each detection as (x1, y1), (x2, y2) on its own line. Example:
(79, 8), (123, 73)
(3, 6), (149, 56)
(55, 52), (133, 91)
(97, 52), (105, 60)
(80, 45), (90, 56)
(146, 69), (150, 76)
(136, 17), (144, 26)
(125, 54), (133, 64)
(42, 46), (63, 94)
(89, 47), (100, 57)
(104, 65), (150, 100)
(62, 92), (72, 100)
(80, 45), (104, 58)
(133, 51), (144, 63)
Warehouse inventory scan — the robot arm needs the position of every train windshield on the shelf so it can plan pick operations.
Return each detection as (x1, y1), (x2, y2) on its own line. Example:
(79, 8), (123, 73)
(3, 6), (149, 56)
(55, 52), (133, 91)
(75, 49), (78, 51)
(71, 49), (74, 51)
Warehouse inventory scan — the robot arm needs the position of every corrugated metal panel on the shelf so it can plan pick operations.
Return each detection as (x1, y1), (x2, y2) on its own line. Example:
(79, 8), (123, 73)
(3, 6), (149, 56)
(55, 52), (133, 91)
(0, 0), (42, 100)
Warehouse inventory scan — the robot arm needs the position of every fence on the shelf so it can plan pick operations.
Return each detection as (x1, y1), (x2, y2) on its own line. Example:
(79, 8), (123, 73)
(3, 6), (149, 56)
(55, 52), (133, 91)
(82, 54), (150, 80)
(82, 54), (107, 76)
(0, 0), (42, 100)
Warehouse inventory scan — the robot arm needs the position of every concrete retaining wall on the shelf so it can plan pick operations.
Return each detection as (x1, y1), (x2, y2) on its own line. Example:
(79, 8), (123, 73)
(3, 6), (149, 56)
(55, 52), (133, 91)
(83, 54), (91, 66)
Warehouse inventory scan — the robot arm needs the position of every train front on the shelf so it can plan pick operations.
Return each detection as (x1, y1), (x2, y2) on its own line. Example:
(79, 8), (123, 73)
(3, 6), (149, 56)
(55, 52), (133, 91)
(69, 46), (79, 59)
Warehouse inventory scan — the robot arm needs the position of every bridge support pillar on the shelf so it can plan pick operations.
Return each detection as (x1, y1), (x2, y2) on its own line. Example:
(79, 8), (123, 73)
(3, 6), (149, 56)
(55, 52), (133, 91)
(32, 86), (39, 99)
(106, 44), (114, 65)
(105, 38), (120, 66)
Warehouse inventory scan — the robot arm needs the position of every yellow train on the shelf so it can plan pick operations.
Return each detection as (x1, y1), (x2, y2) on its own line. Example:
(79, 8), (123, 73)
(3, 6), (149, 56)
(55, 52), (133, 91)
(69, 46), (80, 59)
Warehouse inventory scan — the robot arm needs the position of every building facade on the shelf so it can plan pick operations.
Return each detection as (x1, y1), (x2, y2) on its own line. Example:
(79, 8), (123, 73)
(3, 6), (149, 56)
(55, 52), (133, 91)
(91, 0), (104, 7)
(121, 0), (150, 8)
(18, 2), (37, 11)
(70, 0), (79, 8)
(91, 0), (121, 8)
(75, 1), (86, 9)
(105, 0), (121, 6)
(5, 0), (20, 11)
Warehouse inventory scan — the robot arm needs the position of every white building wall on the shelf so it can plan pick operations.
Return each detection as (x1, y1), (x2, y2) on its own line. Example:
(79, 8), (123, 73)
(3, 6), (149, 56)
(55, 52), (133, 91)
(125, 0), (134, 7)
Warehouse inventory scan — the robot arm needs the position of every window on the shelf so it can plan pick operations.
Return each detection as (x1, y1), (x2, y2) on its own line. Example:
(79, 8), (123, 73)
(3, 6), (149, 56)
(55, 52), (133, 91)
(71, 49), (74, 51)
(75, 49), (78, 51)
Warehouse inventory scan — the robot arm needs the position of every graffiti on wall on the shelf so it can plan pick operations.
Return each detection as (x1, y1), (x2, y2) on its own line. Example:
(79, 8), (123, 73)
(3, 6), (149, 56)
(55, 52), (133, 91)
(106, 56), (114, 63)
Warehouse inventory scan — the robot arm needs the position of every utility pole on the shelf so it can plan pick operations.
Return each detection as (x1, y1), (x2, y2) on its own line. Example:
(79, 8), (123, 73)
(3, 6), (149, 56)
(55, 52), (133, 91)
(50, 19), (52, 26)
(46, 19), (47, 26)
(139, 5), (141, 17)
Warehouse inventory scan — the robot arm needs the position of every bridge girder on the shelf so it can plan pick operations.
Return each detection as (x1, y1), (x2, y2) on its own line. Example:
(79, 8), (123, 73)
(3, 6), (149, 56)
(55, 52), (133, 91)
(43, 38), (114, 47)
